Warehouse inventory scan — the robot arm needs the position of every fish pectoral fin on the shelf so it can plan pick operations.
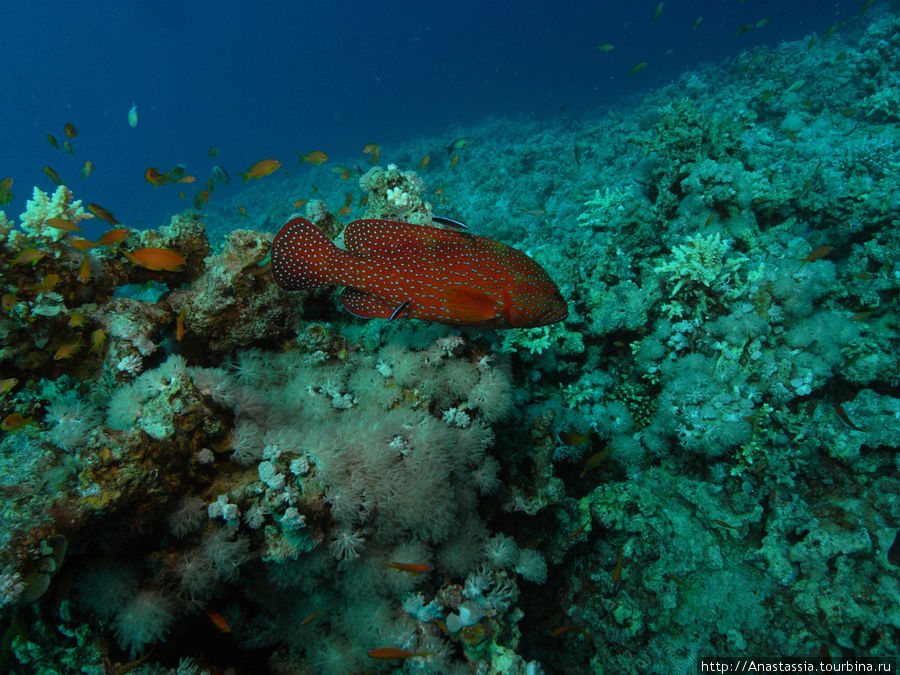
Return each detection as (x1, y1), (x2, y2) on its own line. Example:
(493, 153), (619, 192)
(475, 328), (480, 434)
(341, 289), (400, 319)
(446, 287), (498, 323)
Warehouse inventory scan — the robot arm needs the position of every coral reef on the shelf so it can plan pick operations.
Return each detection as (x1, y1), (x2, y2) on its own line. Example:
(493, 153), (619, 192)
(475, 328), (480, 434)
(1, 7), (899, 674)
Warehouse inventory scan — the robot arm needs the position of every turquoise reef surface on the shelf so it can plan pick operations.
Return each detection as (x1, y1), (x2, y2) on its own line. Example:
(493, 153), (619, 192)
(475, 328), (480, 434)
(1, 7), (899, 675)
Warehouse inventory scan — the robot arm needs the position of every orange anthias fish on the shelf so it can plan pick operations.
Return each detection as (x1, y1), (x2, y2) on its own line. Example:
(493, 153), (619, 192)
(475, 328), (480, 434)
(271, 218), (567, 328)
(122, 247), (186, 271)
(87, 203), (119, 225)
(241, 159), (282, 182)
(98, 227), (130, 247)
(145, 167), (172, 187)
(298, 151), (328, 165)
(367, 648), (431, 661)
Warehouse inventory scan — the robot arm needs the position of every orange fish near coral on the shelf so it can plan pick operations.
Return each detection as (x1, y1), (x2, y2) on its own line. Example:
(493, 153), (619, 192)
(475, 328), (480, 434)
(367, 648), (431, 661)
(87, 203), (119, 225)
(271, 218), (567, 328)
(98, 227), (130, 247)
(122, 247), (186, 271)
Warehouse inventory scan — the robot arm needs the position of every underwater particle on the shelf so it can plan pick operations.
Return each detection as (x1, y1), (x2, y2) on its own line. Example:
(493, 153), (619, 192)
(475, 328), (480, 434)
(128, 103), (138, 128)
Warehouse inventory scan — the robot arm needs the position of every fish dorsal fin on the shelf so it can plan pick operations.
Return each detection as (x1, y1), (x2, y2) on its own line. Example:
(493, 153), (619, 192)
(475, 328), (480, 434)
(344, 219), (483, 259)
(446, 287), (498, 324)
(341, 289), (401, 319)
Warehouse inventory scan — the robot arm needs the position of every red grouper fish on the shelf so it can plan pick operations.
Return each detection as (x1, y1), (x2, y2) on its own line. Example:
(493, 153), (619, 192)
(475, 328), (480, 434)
(271, 217), (568, 328)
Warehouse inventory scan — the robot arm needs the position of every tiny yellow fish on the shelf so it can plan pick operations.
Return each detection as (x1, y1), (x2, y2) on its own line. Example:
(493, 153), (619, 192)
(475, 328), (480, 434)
(362, 143), (381, 164)
(240, 159), (282, 182)
(68, 238), (101, 251)
(10, 248), (45, 266)
(693, 17), (703, 31)
(237, 205), (247, 217)
(46, 217), (80, 233)
(128, 103), (138, 128)
(800, 245), (831, 265)
(77, 255), (92, 283)
(54, 341), (82, 360)
(35, 273), (60, 292)
(654, 2), (663, 20)
(176, 310), (186, 341)
(87, 203), (119, 225)
(756, 18), (771, 28)
(145, 167), (172, 188)
(298, 151), (328, 165)
(0, 177), (13, 206)
(445, 137), (471, 153)
(68, 312), (86, 327)
(595, 43), (614, 52)
(1, 413), (31, 431)
(449, 154), (459, 167)
(63, 141), (74, 155)
(418, 155), (431, 170)
(64, 122), (78, 138)
(43, 166), (63, 186)
(80, 161), (93, 179)
(208, 146), (219, 158)
(630, 61), (648, 74)
(736, 23), (755, 36)
(47, 134), (59, 149)
(1, 293), (17, 312)
(0, 378), (17, 396)
(89, 328), (106, 353)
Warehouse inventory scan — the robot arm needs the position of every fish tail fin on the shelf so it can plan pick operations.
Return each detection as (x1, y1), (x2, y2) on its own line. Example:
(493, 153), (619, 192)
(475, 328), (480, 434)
(271, 218), (340, 290)
(240, 173), (250, 184)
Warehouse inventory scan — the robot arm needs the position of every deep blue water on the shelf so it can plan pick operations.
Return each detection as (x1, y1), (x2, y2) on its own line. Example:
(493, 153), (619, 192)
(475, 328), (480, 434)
(1, 0), (849, 230)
